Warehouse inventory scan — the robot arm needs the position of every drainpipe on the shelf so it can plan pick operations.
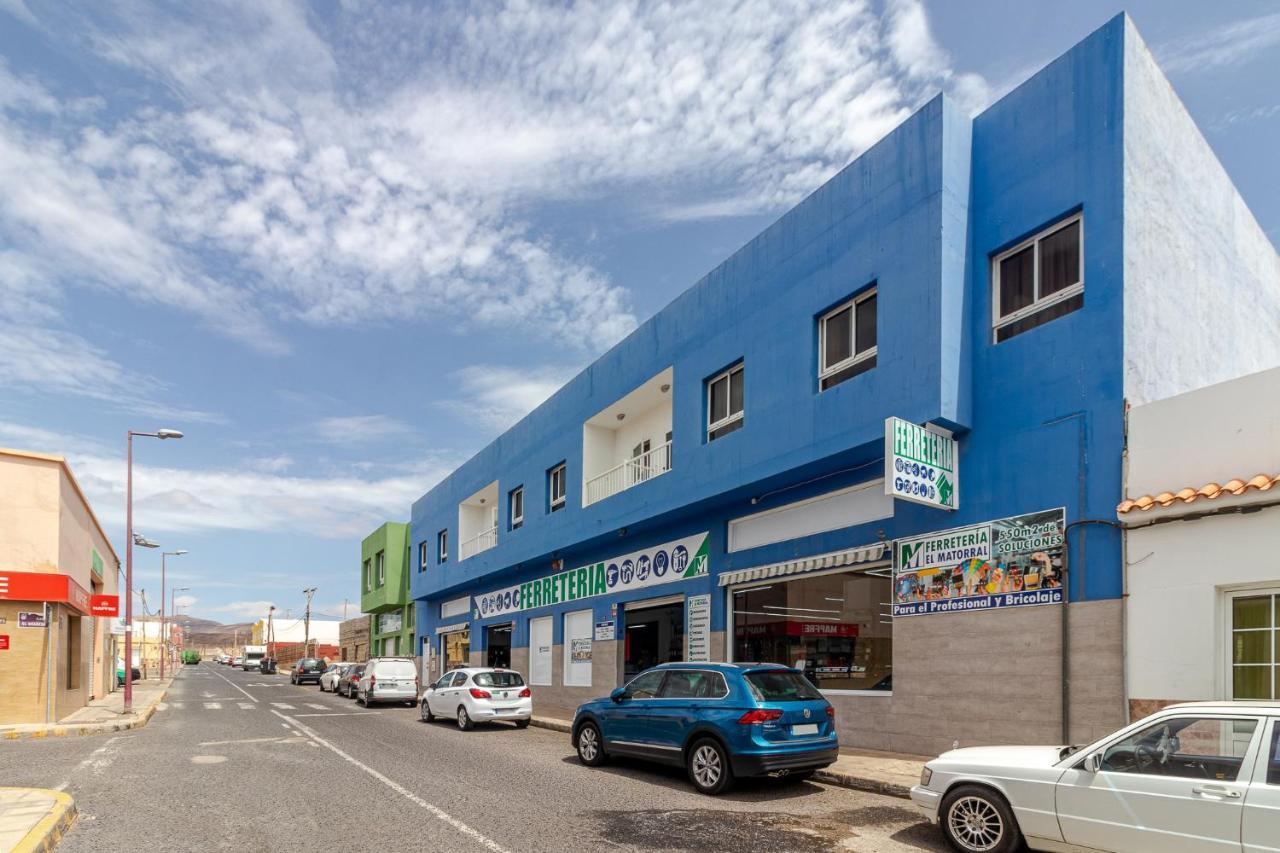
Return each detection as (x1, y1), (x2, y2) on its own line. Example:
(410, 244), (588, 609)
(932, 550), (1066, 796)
(45, 602), (54, 724)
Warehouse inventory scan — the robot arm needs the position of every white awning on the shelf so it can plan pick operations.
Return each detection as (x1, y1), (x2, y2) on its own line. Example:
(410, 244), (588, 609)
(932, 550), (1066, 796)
(717, 542), (888, 587)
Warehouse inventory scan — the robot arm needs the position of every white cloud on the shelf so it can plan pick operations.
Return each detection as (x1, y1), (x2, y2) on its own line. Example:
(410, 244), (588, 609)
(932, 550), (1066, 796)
(174, 594), (198, 608)
(204, 600), (276, 621)
(1157, 12), (1280, 75)
(312, 415), (411, 444)
(444, 364), (580, 432)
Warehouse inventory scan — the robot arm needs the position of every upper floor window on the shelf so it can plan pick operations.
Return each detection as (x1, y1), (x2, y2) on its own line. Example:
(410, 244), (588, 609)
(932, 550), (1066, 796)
(418, 541), (428, 572)
(819, 288), (877, 391)
(549, 463), (566, 511)
(992, 214), (1082, 342)
(363, 558), (372, 591)
(510, 486), (524, 530)
(375, 550), (385, 587)
(707, 363), (744, 441)
(437, 529), (449, 564)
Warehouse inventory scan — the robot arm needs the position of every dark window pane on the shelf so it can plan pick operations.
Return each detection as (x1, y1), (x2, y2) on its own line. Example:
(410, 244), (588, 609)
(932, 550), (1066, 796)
(994, 293), (1083, 342)
(855, 293), (877, 354)
(1040, 221), (1080, 296)
(1233, 631), (1272, 665)
(1234, 596), (1271, 630)
(819, 354), (876, 390)
(709, 418), (743, 441)
(729, 367), (744, 416)
(709, 375), (728, 423)
(998, 245), (1035, 317)
(744, 670), (824, 701)
(823, 306), (852, 368)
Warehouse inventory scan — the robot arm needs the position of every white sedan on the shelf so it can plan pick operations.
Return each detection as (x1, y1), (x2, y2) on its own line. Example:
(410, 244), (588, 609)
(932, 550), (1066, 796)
(420, 668), (532, 730)
(318, 662), (351, 692)
(912, 701), (1280, 853)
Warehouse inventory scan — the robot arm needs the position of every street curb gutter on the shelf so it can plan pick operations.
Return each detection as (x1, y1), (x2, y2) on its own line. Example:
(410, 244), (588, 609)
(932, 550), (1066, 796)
(4, 789), (76, 853)
(530, 716), (910, 799)
(1, 684), (170, 741)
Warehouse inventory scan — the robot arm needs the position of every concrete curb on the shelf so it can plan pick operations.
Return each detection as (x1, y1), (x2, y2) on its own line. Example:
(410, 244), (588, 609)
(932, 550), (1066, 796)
(1, 684), (169, 741)
(2, 789), (76, 853)
(530, 715), (911, 798)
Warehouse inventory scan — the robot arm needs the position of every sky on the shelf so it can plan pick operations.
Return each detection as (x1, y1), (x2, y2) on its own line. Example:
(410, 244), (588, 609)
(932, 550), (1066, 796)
(1, 0), (1276, 624)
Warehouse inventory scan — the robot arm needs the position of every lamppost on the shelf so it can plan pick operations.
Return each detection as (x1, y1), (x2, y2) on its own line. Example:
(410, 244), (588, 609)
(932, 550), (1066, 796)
(170, 586), (189, 669)
(124, 428), (183, 713)
(160, 551), (188, 678)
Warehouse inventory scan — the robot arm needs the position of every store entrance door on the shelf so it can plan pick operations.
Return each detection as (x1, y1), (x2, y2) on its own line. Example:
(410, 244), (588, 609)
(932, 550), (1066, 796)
(623, 600), (685, 682)
(485, 623), (512, 668)
(441, 629), (470, 674)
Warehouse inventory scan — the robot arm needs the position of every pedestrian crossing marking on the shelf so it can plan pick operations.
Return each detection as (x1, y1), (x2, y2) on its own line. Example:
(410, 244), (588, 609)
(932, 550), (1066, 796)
(271, 703), (296, 710)
(305, 703), (326, 710)
(238, 702), (255, 710)
(203, 702), (222, 710)
(171, 702), (184, 709)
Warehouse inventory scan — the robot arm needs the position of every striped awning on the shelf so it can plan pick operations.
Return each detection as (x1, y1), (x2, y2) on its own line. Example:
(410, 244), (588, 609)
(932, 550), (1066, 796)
(717, 542), (888, 587)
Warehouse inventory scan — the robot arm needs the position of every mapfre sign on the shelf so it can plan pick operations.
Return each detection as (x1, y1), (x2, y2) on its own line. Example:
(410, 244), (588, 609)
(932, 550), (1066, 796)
(90, 595), (119, 617)
(0, 571), (96, 615)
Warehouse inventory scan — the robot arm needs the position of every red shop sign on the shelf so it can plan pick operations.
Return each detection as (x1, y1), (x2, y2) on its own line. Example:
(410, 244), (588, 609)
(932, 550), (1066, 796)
(0, 571), (95, 615)
(90, 595), (119, 617)
(0, 635), (9, 650)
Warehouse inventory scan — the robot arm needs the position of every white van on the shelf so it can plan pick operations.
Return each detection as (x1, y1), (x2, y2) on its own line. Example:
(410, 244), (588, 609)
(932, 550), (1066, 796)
(356, 657), (418, 707)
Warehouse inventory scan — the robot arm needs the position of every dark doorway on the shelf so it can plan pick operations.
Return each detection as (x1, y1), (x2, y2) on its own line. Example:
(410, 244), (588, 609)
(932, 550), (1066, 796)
(485, 623), (512, 669)
(623, 601), (685, 682)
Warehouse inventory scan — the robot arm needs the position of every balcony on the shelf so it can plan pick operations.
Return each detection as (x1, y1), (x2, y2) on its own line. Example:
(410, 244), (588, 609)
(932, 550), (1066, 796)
(459, 526), (498, 561)
(582, 367), (673, 507)
(458, 480), (498, 560)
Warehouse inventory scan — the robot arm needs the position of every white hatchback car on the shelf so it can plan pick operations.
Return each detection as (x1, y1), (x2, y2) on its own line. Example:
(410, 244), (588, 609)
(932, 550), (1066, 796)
(318, 662), (351, 692)
(420, 668), (532, 730)
(912, 701), (1280, 853)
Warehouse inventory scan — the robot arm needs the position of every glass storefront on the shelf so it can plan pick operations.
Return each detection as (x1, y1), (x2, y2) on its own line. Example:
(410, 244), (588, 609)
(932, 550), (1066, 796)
(485, 623), (512, 669)
(442, 629), (470, 672)
(732, 567), (892, 692)
(623, 601), (685, 682)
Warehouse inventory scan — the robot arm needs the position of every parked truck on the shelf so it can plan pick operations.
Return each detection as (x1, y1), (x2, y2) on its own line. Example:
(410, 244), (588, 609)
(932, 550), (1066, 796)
(242, 644), (266, 671)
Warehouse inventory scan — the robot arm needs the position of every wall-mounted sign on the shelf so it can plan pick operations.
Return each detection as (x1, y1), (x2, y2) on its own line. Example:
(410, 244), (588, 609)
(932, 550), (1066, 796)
(885, 417), (958, 510)
(90, 595), (119, 617)
(686, 593), (711, 662)
(0, 635), (8, 650)
(91, 549), (104, 577)
(0, 571), (93, 614)
(570, 638), (592, 663)
(474, 532), (710, 620)
(594, 621), (615, 641)
(18, 611), (46, 628)
(893, 508), (1066, 617)
(378, 611), (403, 635)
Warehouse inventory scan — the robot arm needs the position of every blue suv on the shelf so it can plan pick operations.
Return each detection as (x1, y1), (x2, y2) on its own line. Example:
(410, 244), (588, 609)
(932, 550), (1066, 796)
(572, 662), (838, 794)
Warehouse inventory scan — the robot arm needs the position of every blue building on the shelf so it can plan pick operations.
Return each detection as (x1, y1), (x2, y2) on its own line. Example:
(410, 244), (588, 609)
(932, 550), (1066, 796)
(407, 15), (1280, 755)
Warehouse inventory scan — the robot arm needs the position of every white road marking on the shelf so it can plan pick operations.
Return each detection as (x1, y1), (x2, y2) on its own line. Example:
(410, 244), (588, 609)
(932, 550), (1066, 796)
(305, 703), (327, 710)
(199, 736), (293, 747)
(207, 666), (259, 703)
(238, 702), (256, 710)
(171, 702), (184, 709)
(203, 702), (222, 710)
(270, 710), (512, 853)
(292, 712), (381, 717)
(271, 703), (296, 710)
(55, 735), (134, 790)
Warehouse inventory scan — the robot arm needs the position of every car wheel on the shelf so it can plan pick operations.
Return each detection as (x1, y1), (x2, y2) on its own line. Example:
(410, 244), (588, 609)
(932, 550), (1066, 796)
(421, 701), (435, 723)
(940, 785), (1022, 853)
(687, 738), (734, 795)
(575, 722), (606, 766)
(456, 706), (473, 731)
(514, 719), (530, 730)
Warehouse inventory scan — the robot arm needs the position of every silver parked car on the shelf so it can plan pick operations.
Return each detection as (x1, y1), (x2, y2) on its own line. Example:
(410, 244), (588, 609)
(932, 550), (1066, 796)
(356, 657), (418, 707)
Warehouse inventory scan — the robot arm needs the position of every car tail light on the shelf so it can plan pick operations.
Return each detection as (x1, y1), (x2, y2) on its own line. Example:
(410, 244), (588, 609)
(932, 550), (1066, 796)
(469, 688), (492, 699)
(518, 687), (531, 698)
(826, 706), (835, 719)
(737, 709), (783, 725)
(369, 674), (377, 691)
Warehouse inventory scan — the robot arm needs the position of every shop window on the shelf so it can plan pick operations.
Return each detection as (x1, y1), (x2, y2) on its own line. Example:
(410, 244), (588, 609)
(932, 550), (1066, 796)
(437, 529), (448, 564)
(818, 288), (877, 391)
(66, 614), (81, 690)
(731, 567), (892, 692)
(1230, 590), (1279, 700)
(418, 541), (428, 572)
(563, 609), (593, 687)
(548, 463), (566, 512)
(509, 486), (524, 530)
(707, 362), (744, 440)
(992, 214), (1082, 342)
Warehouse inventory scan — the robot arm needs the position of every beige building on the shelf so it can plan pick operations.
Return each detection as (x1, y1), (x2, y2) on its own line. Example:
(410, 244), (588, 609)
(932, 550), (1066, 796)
(0, 448), (120, 724)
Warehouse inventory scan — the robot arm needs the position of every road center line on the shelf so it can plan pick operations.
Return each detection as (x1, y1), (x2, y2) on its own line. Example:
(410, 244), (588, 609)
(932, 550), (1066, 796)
(205, 664), (260, 703)
(269, 710), (511, 853)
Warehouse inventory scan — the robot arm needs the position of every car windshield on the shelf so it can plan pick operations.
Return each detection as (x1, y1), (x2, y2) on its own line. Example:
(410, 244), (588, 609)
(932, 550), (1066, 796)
(473, 671), (524, 688)
(744, 670), (824, 701)
(375, 661), (415, 677)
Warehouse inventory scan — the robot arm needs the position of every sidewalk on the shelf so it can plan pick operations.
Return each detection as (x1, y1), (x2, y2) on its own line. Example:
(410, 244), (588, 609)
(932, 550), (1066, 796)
(0, 677), (173, 741)
(527, 704), (925, 798)
(0, 788), (75, 853)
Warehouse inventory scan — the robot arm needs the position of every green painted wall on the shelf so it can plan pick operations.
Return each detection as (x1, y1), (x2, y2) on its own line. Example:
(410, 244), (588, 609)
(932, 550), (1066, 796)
(360, 522), (414, 655)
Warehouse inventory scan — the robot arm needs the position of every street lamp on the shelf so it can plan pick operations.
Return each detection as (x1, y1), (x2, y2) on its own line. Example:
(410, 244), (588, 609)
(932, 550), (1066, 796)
(159, 551), (187, 678)
(124, 428), (183, 713)
(169, 585), (190, 671)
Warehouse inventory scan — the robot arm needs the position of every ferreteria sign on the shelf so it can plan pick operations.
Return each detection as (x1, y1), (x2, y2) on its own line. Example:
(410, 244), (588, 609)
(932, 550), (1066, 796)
(885, 417), (958, 510)
(893, 508), (1066, 617)
(474, 532), (709, 620)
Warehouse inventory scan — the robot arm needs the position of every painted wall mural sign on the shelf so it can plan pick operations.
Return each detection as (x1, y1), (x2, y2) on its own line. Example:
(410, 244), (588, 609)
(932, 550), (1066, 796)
(686, 593), (711, 663)
(474, 532), (709, 620)
(885, 417), (958, 510)
(893, 508), (1065, 617)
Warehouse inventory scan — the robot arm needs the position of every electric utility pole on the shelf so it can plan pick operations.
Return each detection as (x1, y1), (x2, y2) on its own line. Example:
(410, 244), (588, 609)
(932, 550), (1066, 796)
(303, 587), (317, 657)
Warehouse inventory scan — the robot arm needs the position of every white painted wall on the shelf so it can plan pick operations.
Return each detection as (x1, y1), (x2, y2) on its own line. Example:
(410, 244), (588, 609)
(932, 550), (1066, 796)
(1122, 20), (1280, 406)
(1124, 367), (1280, 702)
(728, 479), (894, 552)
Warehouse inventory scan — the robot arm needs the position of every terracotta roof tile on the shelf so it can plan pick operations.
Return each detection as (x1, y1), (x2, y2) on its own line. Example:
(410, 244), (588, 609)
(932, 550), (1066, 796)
(1118, 473), (1280, 514)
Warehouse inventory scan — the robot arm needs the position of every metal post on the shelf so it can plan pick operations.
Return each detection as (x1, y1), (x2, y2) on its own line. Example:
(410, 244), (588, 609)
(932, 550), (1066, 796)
(160, 552), (166, 679)
(124, 432), (134, 713)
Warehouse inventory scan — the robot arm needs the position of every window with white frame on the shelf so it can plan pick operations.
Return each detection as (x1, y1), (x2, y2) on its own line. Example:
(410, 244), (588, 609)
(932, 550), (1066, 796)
(707, 363), (744, 441)
(1230, 590), (1280, 700)
(509, 486), (524, 530)
(548, 463), (566, 511)
(437, 529), (448, 564)
(364, 558), (372, 591)
(992, 214), (1082, 342)
(818, 288), (877, 391)
(418, 541), (428, 572)
(376, 550), (385, 586)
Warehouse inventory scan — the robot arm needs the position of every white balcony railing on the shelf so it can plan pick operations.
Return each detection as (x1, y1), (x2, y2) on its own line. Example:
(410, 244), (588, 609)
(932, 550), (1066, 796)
(584, 441), (672, 506)
(459, 526), (498, 561)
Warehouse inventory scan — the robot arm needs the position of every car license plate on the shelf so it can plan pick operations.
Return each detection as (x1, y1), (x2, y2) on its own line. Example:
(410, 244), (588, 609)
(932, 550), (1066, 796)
(792, 724), (819, 736)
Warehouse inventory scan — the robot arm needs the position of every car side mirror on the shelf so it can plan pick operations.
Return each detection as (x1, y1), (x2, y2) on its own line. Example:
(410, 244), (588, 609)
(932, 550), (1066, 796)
(1083, 753), (1102, 773)
(610, 687), (629, 703)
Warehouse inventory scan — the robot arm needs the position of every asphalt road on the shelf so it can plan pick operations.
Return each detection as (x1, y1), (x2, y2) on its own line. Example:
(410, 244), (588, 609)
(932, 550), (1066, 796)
(0, 663), (947, 852)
